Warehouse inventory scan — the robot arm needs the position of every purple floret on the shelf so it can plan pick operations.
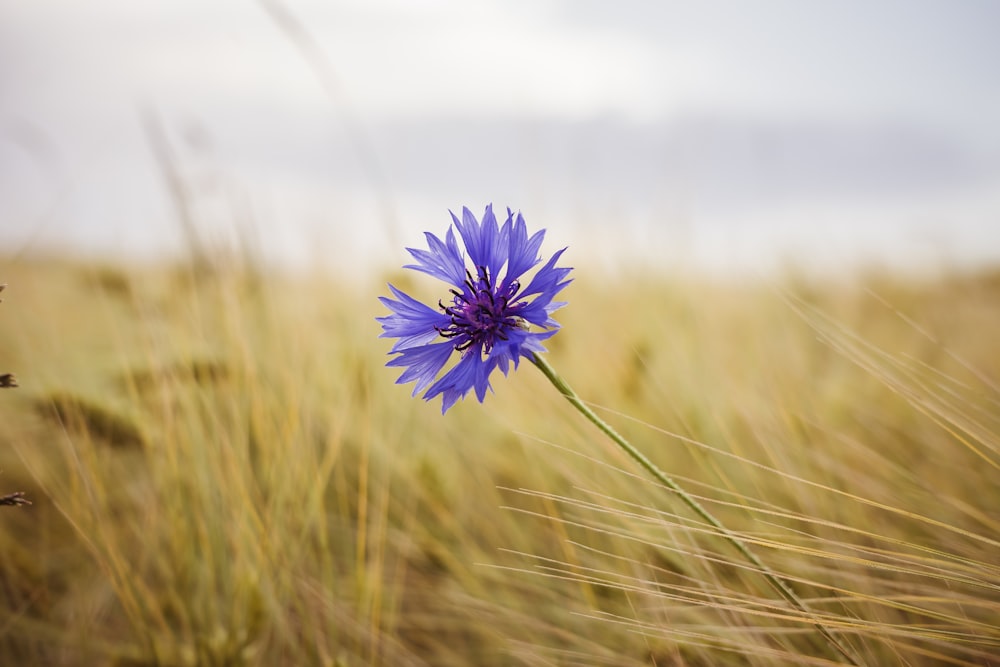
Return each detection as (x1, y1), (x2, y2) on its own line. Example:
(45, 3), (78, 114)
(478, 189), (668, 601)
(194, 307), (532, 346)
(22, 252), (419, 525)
(378, 205), (572, 413)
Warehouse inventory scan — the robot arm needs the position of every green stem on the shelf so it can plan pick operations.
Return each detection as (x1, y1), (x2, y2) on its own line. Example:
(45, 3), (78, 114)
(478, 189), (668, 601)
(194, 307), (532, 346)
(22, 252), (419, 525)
(530, 353), (860, 666)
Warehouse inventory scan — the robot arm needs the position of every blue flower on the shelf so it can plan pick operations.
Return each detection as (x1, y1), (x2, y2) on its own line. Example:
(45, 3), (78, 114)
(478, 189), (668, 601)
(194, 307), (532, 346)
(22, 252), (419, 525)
(378, 205), (572, 413)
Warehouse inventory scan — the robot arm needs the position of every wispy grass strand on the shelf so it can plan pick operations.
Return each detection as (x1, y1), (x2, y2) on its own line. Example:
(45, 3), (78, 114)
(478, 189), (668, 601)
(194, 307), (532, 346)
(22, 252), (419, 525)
(530, 351), (862, 665)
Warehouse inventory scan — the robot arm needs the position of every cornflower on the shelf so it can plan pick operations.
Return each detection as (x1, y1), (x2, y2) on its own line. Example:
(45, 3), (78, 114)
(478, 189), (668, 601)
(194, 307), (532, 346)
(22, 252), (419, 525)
(377, 204), (571, 413)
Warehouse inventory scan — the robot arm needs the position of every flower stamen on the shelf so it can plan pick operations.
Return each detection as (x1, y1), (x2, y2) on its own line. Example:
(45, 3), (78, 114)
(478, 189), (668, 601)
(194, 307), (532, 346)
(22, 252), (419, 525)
(434, 265), (528, 355)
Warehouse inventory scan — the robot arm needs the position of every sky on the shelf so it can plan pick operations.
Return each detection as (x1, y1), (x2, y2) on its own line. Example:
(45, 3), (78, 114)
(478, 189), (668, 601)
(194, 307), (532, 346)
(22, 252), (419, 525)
(2, 0), (999, 275)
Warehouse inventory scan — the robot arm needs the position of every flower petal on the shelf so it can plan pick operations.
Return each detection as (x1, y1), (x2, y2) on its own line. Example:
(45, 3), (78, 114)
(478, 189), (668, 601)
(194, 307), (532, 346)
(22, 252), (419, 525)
(377, 284), (451, 351)
(403, 229), (467, 286)
(423, 344), (491, 413)
(386, 341), (456, 395)
(519, 247), (572, 301)
(452, 205), (504, 277)
(503, 210), (545, 286)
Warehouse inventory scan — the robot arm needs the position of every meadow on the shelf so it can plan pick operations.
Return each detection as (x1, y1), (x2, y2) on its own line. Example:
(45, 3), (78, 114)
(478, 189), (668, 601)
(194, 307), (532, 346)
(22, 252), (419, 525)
(0, 256), (998, 666)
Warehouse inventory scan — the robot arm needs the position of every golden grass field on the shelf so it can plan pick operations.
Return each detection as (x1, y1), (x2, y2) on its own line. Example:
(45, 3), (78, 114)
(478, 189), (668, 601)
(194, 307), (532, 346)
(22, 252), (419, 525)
(0, 256), (998, 666)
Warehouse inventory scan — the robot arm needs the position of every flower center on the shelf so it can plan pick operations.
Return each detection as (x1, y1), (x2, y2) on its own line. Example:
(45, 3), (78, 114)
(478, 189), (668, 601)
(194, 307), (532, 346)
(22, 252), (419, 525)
(436, 266), (523, 354)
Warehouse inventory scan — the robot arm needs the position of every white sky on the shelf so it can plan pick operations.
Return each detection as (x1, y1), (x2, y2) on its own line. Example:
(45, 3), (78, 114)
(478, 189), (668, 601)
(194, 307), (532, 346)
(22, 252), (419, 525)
(2, 0), (999, 274)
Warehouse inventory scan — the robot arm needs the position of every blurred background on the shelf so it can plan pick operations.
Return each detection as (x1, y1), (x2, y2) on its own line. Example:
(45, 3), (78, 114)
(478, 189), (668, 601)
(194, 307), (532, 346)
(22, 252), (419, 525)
(2, 0), (999, 276)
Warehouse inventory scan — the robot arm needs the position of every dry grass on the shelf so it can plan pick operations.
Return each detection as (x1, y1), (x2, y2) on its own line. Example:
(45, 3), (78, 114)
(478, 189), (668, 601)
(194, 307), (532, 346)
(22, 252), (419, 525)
(0, 257), (997, 666)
